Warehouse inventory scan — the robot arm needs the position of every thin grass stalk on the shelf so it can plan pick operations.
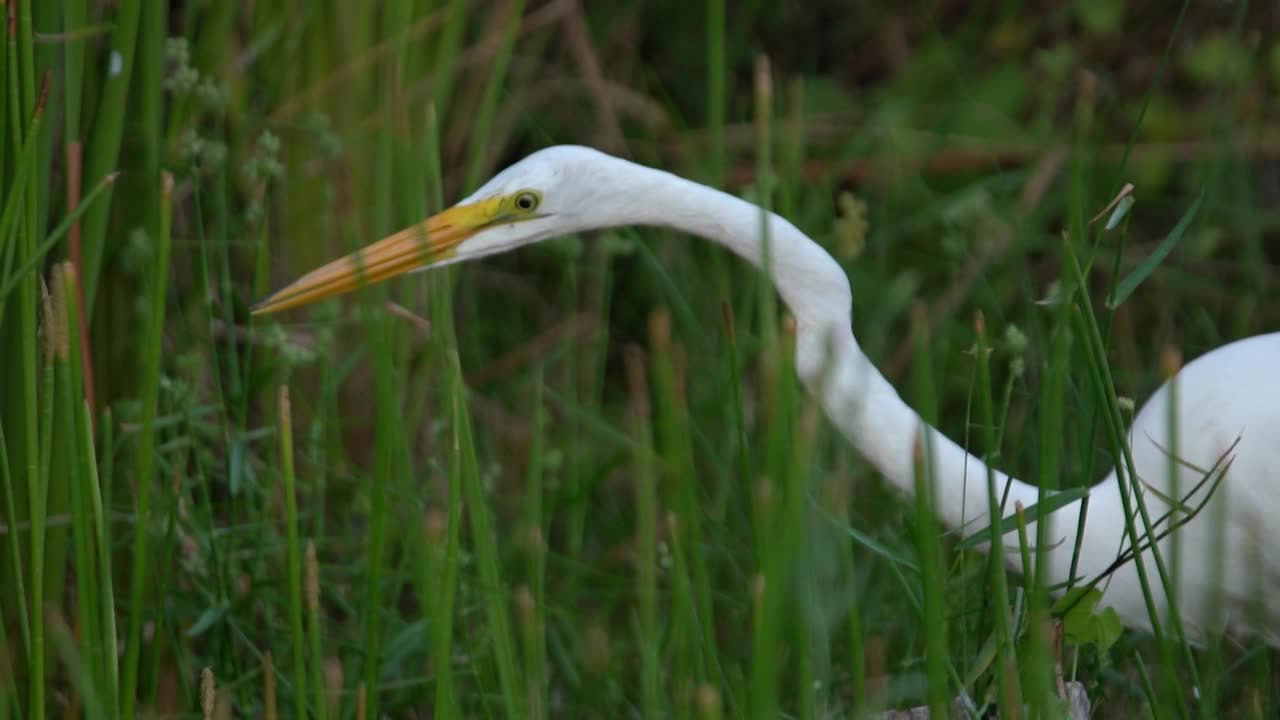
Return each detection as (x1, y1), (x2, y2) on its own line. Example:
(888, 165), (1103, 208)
(705, 0), (724, 186)
(556, 250), (591, 624)
(431, 0), (468, 113)
(46, 610), (105, 718)
(360, 311), (397, 719)
(624, 345), (662, 719)
(120, 172), (174, 719)
(351, 44), (410, 712)
(1162, 338), (1218, 712)
(2, 20), (43, 711)
(955, 379), (981, 672)
(133, 12), (169, 702)
(0, 0), (6, 188)
(172, 175), (240, 703)
(839, 515), (866, 710)
(1063, 242), (1197, 715)
(80, 392), (116, 718)
(141, 441), (180, 709)
(1249, 597), (1273, 718)
(51, 264), (102, 711)
(667, 521), (703, 717)
(449, 350), (523, 718)
(14, 0), (35, 129)
(752, 55), (777, 355)
(371, 22), (395, 237)
(462, 0), (527, 190)
(1067, 298), (1184, 701)
(646, 316), (698, 698)
(1020, 328), (1068, 716)
(649, 310), (713, 686)
(0, 607), (10, 717)
(522, 371), (547, 720)
(1060, 46), (1104, 612)
(972, 312), (1019, 712)
(1065, 62), (1193, 713)
(700, 0), (734, 395)
(1197, 491), (1226, 716)
(244, 193), (273, 423)
(419, 505), (457, 717)
(62, 0), (90, 409)
(61, 0), (87, 141)
(515, 584), (542, 720)
(1065, 12), (1199, 703)
(423, 128), (459, 720)
(0, 88), (49, 302)
(385, 34), (444, 711)
(31, 282), (56, 720)
(100, 405), (113, 534)
(749, 59), (786, 720)
(78, 402), (116, 717)
(908, 306), (948, 717)
(304, 539), (326, 720)
(434, 526), (463, 720)
(0, 419), (29, 670)
(277, 386), (308, 717)
(784, 351), (823, 719)
(1, 173), (119, 302)
(1161, 347), (1184, 633)
(755, 321), (803, 720)
(748, 471), (775, 714)
(79, 0), (142, 312)
(1013, 502), (1033, 590)
(565, 237), (616, 613)
(778, 78), (804, 221)
(424, 105), (462, 720)
(715, 307), (755, 506)
(254, 653), (273, 720)
(210, 161), (246, 424)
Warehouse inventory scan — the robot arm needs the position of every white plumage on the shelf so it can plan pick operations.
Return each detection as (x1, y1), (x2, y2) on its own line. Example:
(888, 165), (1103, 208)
(258, 145), (1280, 645)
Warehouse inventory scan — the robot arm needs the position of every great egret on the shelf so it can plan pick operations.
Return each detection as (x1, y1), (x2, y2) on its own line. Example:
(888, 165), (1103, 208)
(255, 145), (1279, 645)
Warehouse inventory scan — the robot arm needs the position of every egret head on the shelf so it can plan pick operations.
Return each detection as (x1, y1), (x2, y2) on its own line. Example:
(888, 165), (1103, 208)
(251, 145), (620, 315)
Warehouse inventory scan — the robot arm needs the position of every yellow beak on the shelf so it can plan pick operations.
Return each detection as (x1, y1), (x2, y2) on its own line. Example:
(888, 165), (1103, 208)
(251, 199), (502, 315)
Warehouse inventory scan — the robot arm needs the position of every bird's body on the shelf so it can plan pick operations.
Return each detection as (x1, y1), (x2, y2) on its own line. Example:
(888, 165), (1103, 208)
(1085, 332), (1280, 644)
(257, 145), (1280, 645)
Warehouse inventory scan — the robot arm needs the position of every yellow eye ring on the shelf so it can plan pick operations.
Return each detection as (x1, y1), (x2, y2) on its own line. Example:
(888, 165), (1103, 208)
(514, 191), (540, 212)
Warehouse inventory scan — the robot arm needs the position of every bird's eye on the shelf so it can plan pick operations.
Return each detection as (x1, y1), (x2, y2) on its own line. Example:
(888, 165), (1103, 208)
(513, 191), (540, 212)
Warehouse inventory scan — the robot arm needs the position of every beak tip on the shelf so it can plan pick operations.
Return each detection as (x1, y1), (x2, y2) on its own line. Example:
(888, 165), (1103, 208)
(249, 294), (276, 316)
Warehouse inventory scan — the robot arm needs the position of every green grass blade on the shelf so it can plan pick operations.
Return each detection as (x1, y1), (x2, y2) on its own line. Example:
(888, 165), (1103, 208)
(624, 345), (662, 719)
(278, 386), (308, 717)
(0, 417), (30, 673)
(452, 348), (524, 718)
(1107, 189), (1204, 309)
(462, 0), (527, 191)
(909, 307), (950, 717)
(79, 0), (142, 312)
(1, 172), (117, 301)
(705, 0), (725, 185)
(120, 173), (173, 719)
(956, 488), (1089, 551)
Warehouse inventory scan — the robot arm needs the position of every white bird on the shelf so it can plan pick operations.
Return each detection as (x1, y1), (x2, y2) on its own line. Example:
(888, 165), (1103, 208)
(255, 145), (1280, 646)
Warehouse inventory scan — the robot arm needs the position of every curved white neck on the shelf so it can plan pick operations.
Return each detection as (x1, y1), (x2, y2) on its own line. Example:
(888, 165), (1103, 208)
(620, 161), (1077, 572)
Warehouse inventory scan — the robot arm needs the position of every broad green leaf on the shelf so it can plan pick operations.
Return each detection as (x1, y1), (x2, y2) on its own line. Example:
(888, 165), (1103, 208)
(1055, 587), (1123, 653)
